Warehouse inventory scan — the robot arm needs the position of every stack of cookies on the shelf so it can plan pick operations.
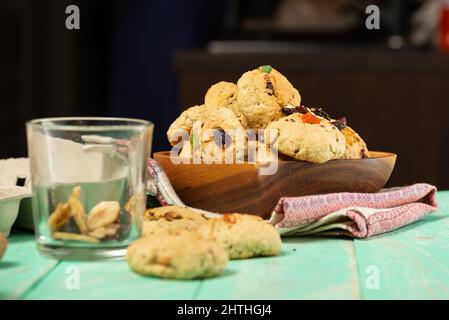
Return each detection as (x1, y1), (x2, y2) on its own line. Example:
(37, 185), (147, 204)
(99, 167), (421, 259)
(167, 65), (369, 164)
(126, 206), (282, 280)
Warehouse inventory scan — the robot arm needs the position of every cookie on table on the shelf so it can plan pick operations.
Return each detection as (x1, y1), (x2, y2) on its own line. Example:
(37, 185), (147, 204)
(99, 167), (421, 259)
(167, 104), (208, 146)
(266, 113), (346, 163)
(341, 126), (370, 159)
(143, 206), (209, 237)
(127, 230), (228, 279)
(197, 213), (282, 259)
(236, 66), (301, 129)
(205, 81), (249, 128)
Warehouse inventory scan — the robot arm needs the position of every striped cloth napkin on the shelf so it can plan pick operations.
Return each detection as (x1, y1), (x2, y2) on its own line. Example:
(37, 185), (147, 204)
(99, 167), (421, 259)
(270, 183), (438, 238)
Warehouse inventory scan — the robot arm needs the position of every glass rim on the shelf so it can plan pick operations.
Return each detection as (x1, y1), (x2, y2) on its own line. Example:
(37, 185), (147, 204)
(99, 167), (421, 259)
(26, 117), (153, 131)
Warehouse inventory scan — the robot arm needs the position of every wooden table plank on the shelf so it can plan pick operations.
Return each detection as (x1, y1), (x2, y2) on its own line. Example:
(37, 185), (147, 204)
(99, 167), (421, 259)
(23, 258), (202, 299)
(196, 238), (360, 299)
(354, 191), (449, 299)
(0, 232), (58, 299)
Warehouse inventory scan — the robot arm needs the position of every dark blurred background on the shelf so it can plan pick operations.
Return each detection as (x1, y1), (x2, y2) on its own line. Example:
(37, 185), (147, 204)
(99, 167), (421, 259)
(2, 0), (449, 188)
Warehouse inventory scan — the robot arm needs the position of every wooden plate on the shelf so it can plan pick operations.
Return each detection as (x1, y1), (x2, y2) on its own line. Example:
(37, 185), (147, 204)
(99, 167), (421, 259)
(153, 151), (397, 219)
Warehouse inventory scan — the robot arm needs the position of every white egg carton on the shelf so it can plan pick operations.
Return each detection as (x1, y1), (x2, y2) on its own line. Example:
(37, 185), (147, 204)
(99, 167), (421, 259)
(0, 158), (31, 237)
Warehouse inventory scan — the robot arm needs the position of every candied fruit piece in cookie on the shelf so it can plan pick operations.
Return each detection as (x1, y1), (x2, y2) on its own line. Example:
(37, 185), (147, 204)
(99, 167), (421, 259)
(259, 65), (272, 73)
(300, 112), (321, 124)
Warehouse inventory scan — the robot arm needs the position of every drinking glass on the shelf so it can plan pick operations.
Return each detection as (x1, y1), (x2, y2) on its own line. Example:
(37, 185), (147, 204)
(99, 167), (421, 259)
(26, 117), (153, 259)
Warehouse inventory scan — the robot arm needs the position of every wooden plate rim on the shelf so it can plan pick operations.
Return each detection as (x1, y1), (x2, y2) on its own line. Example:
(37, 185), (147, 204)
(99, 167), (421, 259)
(153, 150), (397, 163)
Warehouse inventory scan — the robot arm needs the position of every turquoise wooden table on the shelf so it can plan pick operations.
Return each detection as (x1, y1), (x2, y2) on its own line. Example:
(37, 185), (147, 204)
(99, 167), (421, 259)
(1, 191), (449, 300)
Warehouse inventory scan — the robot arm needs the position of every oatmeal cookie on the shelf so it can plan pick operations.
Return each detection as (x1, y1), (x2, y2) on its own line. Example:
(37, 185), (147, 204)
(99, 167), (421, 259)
(341, 126), (370, 159)
(143, 206), (209, 237)
(167, 104), (208, 146)
(176, 107), (247, 162)
(197, 213), (282, 259)
(236, 66), (301, 129)
(205, 81), (248, 128)
(127, 229), (228, 279)
(266, 113), (346, 163)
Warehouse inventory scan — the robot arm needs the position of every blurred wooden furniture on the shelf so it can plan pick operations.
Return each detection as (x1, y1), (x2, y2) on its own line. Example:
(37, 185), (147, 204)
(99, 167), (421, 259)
(174, 49), (449, 189)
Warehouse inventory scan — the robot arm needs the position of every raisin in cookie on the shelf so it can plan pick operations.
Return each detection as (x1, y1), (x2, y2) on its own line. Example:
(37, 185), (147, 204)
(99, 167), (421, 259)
(199, 107), (246, 162)
(127, 230), (228, 279)
(197, 213), (282, 260)
(205, 81), (248, 128)
(266, 113), (346, 163)
(143, 206), (209, 237)
(236, 66), (301, 129)
(341, 126), (370, 159)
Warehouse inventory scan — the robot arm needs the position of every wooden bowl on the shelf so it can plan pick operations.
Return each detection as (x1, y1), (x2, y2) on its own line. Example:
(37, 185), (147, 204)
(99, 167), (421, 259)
(153, 151), (397, 219)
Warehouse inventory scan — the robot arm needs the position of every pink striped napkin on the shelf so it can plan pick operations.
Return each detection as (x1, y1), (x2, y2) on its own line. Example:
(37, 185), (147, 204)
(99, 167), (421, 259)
(270, 183), (438, 238)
